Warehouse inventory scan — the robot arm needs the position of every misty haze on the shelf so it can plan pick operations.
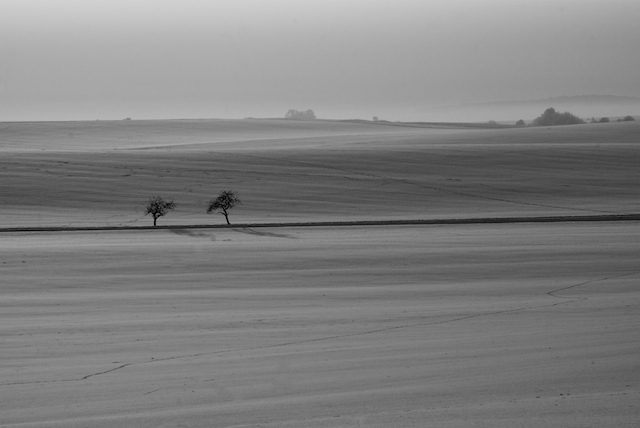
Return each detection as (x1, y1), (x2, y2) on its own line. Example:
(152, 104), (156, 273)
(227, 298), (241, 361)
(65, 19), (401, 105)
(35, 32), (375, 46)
(2, 0), (639, 122)
(1, 1), (639, 427)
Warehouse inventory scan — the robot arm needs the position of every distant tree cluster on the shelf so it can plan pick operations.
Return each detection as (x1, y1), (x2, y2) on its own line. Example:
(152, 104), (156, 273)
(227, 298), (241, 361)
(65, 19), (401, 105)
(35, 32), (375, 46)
(532, 108), (584, 126)
(285, 109), (316, 120)
(144, 190), (241, 226)
(590, 115), (635, 123)
(530, 109), (635, 127)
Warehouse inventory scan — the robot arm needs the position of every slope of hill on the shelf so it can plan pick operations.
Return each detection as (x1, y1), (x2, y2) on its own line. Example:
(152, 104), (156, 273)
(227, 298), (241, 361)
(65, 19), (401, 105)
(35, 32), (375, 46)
(1, 119), (639, 228)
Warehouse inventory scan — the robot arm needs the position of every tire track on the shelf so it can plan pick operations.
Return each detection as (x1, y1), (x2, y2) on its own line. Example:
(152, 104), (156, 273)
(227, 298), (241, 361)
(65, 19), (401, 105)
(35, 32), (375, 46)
(546, 271), (640, 305)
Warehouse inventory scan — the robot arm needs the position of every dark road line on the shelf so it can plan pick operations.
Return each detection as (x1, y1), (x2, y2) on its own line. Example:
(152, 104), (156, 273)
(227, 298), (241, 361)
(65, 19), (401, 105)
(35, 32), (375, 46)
(1, 214), (639, 233)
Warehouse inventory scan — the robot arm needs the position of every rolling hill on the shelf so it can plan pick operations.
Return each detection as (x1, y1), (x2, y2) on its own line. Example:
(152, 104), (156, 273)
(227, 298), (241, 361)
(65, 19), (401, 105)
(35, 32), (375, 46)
(1, 118), (639, 228)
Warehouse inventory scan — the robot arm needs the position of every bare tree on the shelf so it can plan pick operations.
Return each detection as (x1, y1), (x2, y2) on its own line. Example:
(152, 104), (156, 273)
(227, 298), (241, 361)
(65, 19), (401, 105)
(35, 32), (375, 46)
(144, 196), (176, 226)
(207, 190), (241, 225)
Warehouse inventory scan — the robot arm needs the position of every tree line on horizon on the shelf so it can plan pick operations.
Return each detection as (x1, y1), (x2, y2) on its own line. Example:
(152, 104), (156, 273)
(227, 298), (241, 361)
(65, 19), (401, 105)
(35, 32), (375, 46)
(515, 108), (635, 127)
(144, 190), (240, 226)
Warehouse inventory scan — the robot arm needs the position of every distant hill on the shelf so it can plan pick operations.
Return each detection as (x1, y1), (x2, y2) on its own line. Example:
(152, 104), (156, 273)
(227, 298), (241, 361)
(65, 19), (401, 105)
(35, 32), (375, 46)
(416, 95), (640, 123)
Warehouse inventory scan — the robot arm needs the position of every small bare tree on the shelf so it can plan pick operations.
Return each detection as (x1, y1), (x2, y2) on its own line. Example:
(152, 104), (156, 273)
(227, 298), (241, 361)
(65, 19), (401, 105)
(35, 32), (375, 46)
(207, 190), (241, 225)
(144, 196), (176, 226)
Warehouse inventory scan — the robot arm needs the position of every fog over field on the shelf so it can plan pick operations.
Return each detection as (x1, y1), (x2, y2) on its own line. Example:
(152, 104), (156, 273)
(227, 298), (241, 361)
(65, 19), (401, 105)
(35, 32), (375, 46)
(1, 119), (639, 426)
(2, 0), (639, 121)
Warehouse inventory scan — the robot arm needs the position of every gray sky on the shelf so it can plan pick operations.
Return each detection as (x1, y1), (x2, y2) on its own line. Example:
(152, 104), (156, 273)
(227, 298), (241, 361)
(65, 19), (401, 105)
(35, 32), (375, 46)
(2, 0), (639, 121)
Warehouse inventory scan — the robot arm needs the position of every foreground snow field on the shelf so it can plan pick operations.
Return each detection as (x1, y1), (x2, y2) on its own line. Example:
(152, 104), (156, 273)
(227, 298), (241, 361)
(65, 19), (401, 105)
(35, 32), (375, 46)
(2, 224), (639, 427)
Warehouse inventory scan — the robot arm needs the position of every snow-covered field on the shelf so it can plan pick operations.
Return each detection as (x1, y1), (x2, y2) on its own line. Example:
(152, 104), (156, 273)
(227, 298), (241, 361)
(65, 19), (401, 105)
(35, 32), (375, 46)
(2, 119), (639, 227)
(1, 119), (639, 426)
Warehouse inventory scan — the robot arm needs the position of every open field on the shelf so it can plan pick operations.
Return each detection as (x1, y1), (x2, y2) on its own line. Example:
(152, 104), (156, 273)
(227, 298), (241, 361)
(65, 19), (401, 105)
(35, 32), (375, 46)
(1, 119), (640, 426)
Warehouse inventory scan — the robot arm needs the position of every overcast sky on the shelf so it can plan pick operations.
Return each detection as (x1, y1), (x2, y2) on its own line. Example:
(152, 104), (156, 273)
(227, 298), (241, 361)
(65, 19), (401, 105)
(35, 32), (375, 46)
(2, 0), (639, 121)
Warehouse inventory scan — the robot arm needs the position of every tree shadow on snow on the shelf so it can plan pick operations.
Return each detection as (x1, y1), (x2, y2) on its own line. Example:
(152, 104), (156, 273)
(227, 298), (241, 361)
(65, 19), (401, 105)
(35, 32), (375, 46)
(170, 229), (216, 241)
(232, 227), (296, 239)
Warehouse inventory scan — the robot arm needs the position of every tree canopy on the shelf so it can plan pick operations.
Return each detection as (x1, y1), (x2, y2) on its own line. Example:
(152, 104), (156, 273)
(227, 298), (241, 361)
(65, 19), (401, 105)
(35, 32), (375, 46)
(207, 190), (241, 225)
(144, 196), (176, 226)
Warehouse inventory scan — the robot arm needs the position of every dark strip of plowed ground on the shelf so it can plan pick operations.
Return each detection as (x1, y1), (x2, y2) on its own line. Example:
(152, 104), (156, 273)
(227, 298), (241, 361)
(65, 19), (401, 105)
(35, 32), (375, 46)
(1, 214), (638, 233)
